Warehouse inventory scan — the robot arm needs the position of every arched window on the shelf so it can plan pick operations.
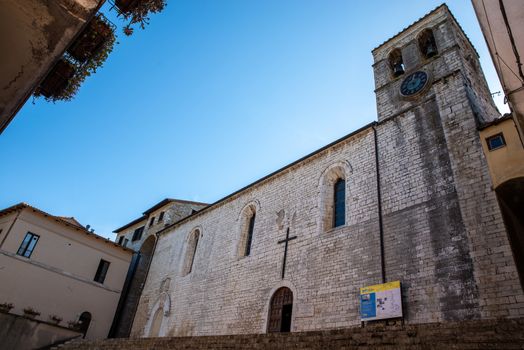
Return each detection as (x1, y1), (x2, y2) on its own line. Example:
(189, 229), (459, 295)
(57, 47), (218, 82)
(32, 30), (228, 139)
(319, 162), (349, 233)
(418, 29), (438, 59)
(245, 213), (256, 256)
(182, 228), (200, 275)
(388, 48), (405, 77)
(333, 178), (346, 228)
(238, 204), (257, 258)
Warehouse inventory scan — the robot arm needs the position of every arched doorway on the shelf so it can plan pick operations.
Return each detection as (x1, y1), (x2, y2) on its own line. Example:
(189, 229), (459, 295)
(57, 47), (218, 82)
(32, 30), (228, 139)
(267, 287), (293, 333)
(144, 292), (171, 338)
(149, 308), (163, 337)
(111, 235), (157, 337)
(78, 312), (92, 338)
(496, 177), (524, 290)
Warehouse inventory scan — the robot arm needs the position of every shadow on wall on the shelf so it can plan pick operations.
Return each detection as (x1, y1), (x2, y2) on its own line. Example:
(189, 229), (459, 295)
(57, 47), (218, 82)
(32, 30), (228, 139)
(0, 312), (81, 350)
(496, 177), (524, 291)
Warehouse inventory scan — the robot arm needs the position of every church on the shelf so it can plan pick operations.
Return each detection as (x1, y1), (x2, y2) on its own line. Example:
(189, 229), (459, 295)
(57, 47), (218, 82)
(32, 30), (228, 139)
(121, 4), (524, 339)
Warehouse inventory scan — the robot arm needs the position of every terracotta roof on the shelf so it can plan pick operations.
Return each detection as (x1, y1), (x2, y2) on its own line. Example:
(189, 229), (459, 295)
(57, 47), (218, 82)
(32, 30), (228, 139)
(0, 203), (132, 253)
(55, 216), (84, 228)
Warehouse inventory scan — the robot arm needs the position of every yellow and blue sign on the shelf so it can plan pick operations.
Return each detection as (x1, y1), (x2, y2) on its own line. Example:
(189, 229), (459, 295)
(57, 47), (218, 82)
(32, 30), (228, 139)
(360, 281), (402, 321)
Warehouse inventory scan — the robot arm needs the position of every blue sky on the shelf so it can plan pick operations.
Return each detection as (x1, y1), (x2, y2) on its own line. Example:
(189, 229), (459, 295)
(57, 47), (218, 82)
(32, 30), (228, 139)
(0, 1), (508, 239)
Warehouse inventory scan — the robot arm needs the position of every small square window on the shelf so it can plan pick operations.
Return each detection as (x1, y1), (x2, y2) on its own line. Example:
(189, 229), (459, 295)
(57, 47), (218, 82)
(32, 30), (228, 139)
(117, 236), (124, 245)
(149, 217), (155, 227)
(132, 226), (144, 241)
(486, 133), (506, 151)
(159, 211), (165, 222)
(17, 232), (39, 258)
(94, 259), (110, 284)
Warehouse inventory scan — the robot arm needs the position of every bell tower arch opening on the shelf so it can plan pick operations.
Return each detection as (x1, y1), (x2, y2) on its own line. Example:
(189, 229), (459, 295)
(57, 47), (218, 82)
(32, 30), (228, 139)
(417, 28), (438, 59)
(388, 48), (405, 77)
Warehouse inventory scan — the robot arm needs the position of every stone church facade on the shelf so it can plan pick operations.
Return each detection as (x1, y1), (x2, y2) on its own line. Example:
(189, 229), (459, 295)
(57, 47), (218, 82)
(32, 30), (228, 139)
(130, 5), (524, 338)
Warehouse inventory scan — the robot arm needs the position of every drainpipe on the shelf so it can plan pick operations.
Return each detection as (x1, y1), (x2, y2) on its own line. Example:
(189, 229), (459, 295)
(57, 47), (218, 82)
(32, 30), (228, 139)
(498, 0), (524, 84)
(373, 125), (386, 284)
(498, 0), (524, 147)
(0, 208), (22, 249)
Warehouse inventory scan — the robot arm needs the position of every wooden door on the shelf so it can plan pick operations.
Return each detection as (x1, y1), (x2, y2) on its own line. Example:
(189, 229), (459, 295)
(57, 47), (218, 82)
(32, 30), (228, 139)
(267, 287), (293, 333)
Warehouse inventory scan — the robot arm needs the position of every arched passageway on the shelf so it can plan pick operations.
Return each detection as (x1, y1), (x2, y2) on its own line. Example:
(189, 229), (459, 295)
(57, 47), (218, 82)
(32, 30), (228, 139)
(110, 235), (156, 338)
(496, 177), (524, 290)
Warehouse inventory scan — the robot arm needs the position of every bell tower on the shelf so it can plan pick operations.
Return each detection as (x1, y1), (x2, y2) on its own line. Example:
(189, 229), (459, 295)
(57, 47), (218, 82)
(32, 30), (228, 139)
(371, 4), (499, 124)
(368, 4), (524, 321)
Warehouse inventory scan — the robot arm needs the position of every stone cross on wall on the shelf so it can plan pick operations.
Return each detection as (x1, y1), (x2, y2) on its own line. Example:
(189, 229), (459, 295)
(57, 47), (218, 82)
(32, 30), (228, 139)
(278, 227), (297, 279)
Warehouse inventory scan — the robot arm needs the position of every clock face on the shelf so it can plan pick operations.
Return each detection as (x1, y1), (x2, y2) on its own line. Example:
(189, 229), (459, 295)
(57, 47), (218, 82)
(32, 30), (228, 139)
(400, 71), (428, 96)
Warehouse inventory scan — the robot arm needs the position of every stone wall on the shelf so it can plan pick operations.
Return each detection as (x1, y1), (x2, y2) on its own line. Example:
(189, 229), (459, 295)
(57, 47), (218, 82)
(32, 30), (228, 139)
(130, 5), (524, 338)
(116, 201), (207, 253)
(61, 317), (524, 350)
(132, 126), (382, 337)
(112, 201), (207, 338)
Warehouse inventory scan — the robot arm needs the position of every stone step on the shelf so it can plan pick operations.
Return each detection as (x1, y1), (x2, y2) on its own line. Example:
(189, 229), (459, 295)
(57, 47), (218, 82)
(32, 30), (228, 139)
(57, 317), (524, 350)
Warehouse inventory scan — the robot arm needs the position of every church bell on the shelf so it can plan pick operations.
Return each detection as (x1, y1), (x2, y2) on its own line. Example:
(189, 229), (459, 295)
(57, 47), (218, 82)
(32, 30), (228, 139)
(425, 43), (437, 58)
(393, 63), (405, 77)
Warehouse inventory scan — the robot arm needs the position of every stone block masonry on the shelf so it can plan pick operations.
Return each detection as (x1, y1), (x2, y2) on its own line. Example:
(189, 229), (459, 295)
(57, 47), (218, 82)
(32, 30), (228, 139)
(59, 317), (524, 349)
(111, 200), (208, 338)
(128, 4), (524, 339)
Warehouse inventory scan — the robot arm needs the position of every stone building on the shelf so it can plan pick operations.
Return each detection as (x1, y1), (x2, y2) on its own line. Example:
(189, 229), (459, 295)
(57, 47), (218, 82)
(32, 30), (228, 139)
(109, 198), (207, 338)
(0, 203), (132, 349)
(113, 199), (208, 253)
(127, 4), (524, 338)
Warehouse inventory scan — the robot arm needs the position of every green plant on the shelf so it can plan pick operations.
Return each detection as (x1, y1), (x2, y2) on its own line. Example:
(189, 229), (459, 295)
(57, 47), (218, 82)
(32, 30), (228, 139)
(118, 0), (166, 36)
(67, 320), (81, 330)
(34, 15), (116, 102)
(49, 314), (63, 324)
(23, 307), (41, 317)
(68, 16), (114, 62)
(0, 302), (14, 312)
